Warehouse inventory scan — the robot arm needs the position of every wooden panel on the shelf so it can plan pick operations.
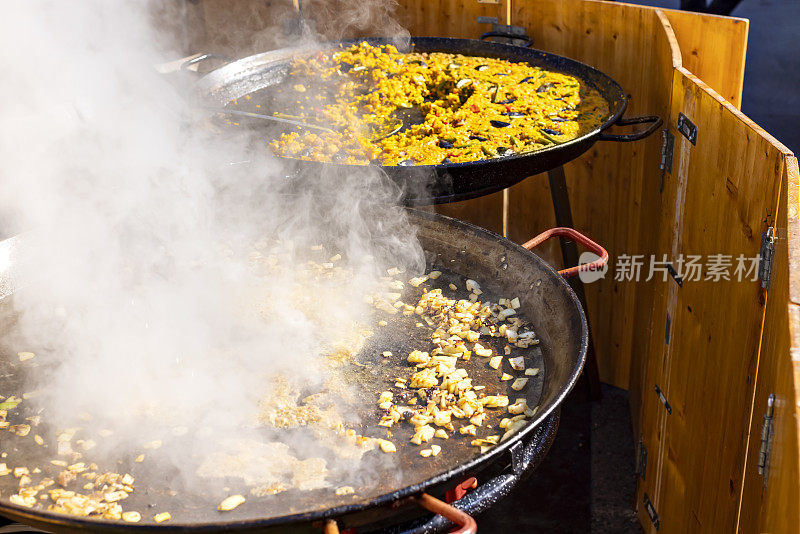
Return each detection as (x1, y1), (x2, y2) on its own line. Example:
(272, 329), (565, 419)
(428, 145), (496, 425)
(642, 67), (786, 534)
(185, 0), (432, 58)
(738, 157), (800, 534)
(185, 0), (299, 58)
(507, 0), (675, 389)
(395, 0), (508, 234)
(626, 9), (681, 443)
(395, 0), (506, 41)
(662, 8), (748, 109)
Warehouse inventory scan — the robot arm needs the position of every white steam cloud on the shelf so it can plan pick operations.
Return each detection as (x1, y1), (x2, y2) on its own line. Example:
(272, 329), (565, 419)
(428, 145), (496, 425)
(0, 0), (422, 504)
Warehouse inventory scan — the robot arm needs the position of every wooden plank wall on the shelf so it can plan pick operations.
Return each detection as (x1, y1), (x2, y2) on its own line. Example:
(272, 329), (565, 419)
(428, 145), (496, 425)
(182, 0), (299, 58)
(738, 157), (800, 533)
(661, 8), (748, 109)
(506, 0), (675, 390)
(637, 67), (788, 534)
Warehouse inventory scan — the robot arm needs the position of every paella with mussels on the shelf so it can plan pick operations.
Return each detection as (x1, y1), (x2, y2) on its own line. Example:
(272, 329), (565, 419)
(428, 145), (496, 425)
(258, 42), (609, 166)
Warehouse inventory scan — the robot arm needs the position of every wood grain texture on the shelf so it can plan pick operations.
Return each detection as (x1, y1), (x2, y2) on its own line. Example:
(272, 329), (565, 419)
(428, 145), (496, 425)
(395, 0), (506, 40)
(738, 156), (800, 534)
(661, 8), (748, 109)
(186, 0), (299, 58)
(507, 0), (674, 389)
(642, 67), (787, 534)
(627, 8), (682, 443)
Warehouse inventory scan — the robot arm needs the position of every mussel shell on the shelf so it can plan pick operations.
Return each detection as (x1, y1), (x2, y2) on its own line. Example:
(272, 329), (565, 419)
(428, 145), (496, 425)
(490, 120), (511, 128)
(541, 128), (562, 136)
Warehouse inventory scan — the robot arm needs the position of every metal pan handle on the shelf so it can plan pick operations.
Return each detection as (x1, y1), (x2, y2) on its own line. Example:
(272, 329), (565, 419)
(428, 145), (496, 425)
(397, 412), (559, 534)
(598, 115), (663, 142)
(179, 53), (232, 74)
(522, 227), (608, 279)
(479, 31), (533, 48)
(415, 493), (477, 534)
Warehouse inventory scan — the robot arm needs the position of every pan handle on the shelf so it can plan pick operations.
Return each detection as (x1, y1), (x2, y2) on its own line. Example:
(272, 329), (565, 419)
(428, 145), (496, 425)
(479, 31), (533, 48)
(598, 115), (663, 142)
(522, 227), (608, 279)
(397, 412), (559, 534)
(415, 493), (477, 534)
(179, 53), (232, 74)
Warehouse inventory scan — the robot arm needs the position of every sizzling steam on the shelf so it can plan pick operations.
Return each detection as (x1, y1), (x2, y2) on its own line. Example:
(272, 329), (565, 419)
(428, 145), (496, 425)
(0, 0), (421, 503)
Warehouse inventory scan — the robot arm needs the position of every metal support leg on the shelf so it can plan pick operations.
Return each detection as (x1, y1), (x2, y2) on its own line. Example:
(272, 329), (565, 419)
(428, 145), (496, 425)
(547, 166), (602, 400)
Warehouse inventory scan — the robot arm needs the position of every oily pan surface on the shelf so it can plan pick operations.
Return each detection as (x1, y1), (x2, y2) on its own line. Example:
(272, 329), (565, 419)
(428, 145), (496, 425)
(0, 213), (584, 529)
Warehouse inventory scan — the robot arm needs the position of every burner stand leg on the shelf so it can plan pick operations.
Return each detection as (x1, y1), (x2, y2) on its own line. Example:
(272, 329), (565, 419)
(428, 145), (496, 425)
(547, 165), (602, 401)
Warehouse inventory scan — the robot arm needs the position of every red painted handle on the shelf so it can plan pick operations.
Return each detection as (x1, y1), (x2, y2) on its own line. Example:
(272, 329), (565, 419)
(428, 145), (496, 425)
(522, 227), (608, 279)
(417, 493), (477, 534)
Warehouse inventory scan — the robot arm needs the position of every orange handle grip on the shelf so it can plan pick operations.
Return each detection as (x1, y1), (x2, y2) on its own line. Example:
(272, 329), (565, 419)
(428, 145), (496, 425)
(522, 227), (608, 279)
(416, 493), (477, 534)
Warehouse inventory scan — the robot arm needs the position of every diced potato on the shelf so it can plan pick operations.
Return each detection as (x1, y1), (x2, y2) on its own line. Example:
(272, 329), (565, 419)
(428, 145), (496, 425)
(509, 356), (525, 371)
(378, 440), (397, 453)
(335, 486), (355, 496)
(218, 495), (246, 511)
(459, 425), (476, 436)
(482, 395), (509, 408)
(511, 378), (529, 391)
(488, 356), (502, 369)
(122, 512), (141, 522)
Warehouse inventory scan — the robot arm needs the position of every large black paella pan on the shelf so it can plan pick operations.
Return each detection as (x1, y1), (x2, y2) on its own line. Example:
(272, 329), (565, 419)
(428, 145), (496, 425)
(0, 211), (605, 533)
(195, 37), (661, 205)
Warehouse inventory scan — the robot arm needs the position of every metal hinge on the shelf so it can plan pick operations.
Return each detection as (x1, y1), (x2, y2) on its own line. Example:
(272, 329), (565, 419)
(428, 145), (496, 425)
(654, 384), (672, 415)
(643, 493), (660, 529)
(635, 439), (647, 481)
(677, 113), (697, 145)
(759, 227), (775, 290)
(758, 394), (775, 488)
(491, 23), (527, 35)
(660, 129), (674, 174)
(476, 16), (499, 24)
